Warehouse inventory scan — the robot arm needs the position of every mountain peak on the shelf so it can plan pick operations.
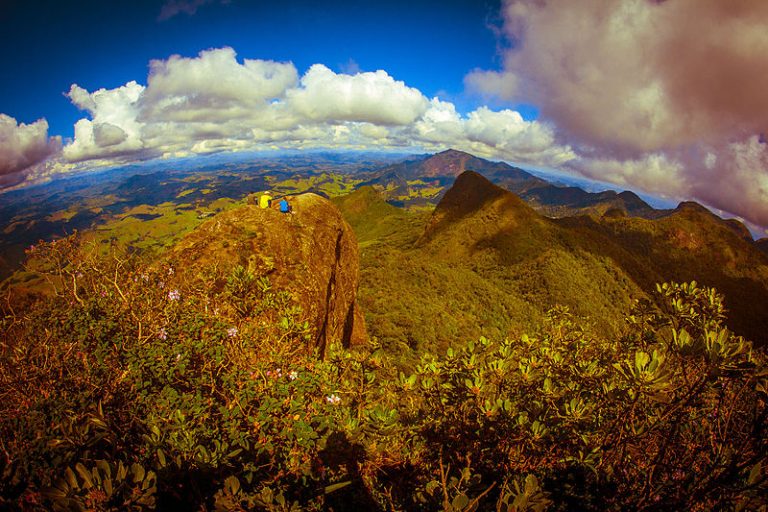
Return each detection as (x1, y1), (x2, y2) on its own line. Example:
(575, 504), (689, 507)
(439, 170), (508, 213)
(420, 170), (536, 244)
(420, 149), (474, 177)
(676, 201), (711, 214)
(434, 148), (473, 158)
(671, 200), (752, 240)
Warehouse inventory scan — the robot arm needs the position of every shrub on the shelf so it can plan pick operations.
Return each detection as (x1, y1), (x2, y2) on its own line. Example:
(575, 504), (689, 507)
(1, 235), (766, 510)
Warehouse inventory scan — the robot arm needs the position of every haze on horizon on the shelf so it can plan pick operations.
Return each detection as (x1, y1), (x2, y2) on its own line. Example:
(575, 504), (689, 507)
(1, 0), (767, 234)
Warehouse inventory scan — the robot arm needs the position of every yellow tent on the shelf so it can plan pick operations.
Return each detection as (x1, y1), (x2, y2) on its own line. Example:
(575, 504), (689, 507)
(259, 192), (273, 209)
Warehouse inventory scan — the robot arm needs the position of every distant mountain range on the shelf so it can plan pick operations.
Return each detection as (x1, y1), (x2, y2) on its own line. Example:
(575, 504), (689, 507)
(2, 147), (766, 303)
(364, 148), (759, 242)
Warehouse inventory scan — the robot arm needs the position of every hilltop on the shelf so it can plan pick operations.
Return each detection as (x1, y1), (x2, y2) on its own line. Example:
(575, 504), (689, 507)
(169, 193), (367, 354)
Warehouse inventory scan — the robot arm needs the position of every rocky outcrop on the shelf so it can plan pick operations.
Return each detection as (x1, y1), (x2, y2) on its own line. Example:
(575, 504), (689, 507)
(170, 193), (366, 356)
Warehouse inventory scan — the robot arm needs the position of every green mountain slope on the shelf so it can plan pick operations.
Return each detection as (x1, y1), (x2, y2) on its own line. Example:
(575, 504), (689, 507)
(522, 185), (658, 218)
(563, 201), (768, 343)
(338, 171), (768, 355)
(339, 173), (647, 357)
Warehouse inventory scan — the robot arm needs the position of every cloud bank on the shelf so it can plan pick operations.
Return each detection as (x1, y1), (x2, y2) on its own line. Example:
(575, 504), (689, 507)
(0, 115), (61, 188)
(10, 47), (567, 184)
(467, 0), (768, 228)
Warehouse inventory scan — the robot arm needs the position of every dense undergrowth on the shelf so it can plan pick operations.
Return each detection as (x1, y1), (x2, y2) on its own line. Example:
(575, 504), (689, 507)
(1, 235), (767, 510)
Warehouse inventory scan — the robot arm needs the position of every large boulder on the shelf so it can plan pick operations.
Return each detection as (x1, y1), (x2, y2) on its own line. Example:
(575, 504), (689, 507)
(170, 193), (366, 356)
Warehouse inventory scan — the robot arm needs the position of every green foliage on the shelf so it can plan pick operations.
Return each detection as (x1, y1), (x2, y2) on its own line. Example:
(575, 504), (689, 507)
(42, 460), (157, 511)
(374, 288), (767, 510)
(1, 235), (766, 510)
(2, 236), (347, 510)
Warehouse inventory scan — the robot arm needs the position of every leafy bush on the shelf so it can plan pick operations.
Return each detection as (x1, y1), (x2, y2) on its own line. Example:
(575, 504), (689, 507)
(1, 235), (766, 510)
(367, 288), (767, 510)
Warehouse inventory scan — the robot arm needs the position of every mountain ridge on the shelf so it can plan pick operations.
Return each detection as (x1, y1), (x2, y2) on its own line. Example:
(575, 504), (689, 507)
(344, 170), (768, 348)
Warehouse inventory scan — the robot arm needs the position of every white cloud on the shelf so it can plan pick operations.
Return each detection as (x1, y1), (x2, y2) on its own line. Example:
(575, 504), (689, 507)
(54, 47), (572, 173)
(690, 137), (768, 228)
(0, 114), (61, 186)
(574, 153), (687, 199)
(286, 64), (430, 125)
(464, 69), (518, 102)
(412, 99), (463, 144)
(139, 48), (298, 122)
(466, 108), (551, 154)
(408, 100), (575, 167)
(468, 0), (768, 154)
(465, 0), (768, 228)
(64, 81), (145, 162)
(93, 123), (128, 147)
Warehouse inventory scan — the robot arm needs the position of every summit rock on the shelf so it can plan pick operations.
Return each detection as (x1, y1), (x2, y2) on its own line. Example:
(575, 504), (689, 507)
(170, 193), (366, 356)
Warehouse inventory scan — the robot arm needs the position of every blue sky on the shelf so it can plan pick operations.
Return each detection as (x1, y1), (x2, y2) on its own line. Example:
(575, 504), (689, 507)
(0, 0), (767, 232)
(0, 0), (507, 139)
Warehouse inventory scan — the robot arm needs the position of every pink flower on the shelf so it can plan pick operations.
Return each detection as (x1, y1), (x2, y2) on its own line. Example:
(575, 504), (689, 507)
(227, 327), (238, 338)
(158, 328), (167, 340)
(326, 394), (341, 405)
(167, 289), (180, 301)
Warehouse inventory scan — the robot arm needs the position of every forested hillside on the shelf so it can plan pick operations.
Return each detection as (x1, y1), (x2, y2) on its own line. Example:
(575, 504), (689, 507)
(340, 172), (768, 357)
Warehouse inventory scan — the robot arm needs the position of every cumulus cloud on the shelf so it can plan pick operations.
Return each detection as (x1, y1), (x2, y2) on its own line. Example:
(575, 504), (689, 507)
(55, 47), (572, 173)
(140, 47), (298, 122)
(287, 64), (430, 125)
(466, 0), (768, 228)
(93, 123), (128, 147)
(574, 153), (687, 200)
(0, 114), (61, 186)
(690, 137), (768, 228)
(465, 70), (519, 102)
(64, 81), (145, 162)
(468, 0), (768, 154)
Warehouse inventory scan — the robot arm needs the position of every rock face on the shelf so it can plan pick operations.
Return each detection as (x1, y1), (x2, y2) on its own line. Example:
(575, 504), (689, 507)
(171, 193), (366, 356)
